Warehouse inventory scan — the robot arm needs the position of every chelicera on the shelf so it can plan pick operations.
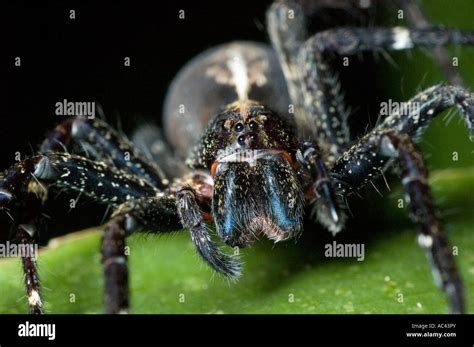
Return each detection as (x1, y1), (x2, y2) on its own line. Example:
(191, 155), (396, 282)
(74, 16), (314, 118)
(1, 0), (474, 313)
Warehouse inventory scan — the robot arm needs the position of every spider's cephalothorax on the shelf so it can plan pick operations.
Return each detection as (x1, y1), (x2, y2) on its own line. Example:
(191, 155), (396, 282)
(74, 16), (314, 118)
(189, 100), (305, 247)
(2, 0), (474, 314)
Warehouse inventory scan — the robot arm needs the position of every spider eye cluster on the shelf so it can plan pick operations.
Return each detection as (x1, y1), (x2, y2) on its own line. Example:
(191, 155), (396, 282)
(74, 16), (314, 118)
(232, 120), (259, 133)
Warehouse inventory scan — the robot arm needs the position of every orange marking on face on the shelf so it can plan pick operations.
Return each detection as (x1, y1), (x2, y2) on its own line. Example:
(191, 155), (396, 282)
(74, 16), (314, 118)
(202, 212), (213, 222)
(279, 151), (299, 171)
(210, 160), (219, 177)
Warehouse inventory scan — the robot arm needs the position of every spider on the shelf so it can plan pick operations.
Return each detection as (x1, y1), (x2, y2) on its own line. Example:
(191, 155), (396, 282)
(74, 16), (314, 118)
(1, 0), (474, 314)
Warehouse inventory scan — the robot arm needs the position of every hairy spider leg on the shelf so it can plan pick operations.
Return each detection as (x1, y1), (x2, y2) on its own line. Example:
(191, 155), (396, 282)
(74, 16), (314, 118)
(333, 85), (474, 193)
(298, 141), (346, 234)
(336, 130), (465, 313)
(384, 132), (464, 314)
(103, 182), (242, 313)
(331, 85), (474, 312)
(377, 84), (474, 139)
(397, 0), (467, 87)
(0, 152), (164, 313)
(268, 0), (474, 165)
(176, 187), (242, 277)
(102, 196), (181, 314)
(17, 226), (43, 314)
(298, 26), (474, 164)
(5, 116), (172, 313)
(41, 117), (169, 189)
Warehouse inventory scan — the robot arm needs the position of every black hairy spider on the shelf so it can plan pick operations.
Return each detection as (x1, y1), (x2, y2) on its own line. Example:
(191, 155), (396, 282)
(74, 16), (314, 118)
(1, 0), (474, 314)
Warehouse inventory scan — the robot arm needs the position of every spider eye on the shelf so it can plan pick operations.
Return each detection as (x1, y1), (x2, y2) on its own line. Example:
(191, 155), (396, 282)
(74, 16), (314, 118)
(234, 122), (244, 133)
(249, 120), (258, 130)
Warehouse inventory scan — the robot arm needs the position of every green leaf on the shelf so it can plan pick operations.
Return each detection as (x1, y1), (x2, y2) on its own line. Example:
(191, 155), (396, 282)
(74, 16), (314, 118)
(0, 167), (473, 314)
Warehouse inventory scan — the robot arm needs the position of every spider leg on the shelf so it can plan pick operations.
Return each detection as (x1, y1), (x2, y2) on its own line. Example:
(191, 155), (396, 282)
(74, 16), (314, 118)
(102, 195), (181, 314)
(397, 0), (466, 87)
(40, 117), (169, 188)
(267, 0), (365, 144)
(377, 84), (474, 139)
(0, 152), (160, 205)
(102, 186), (242, 314)
(0, 152), (162, 313)
(332, 84), (474, 192)
(266, 0), (307, 135)
(13, 224), (43, 314)
(176, 187), (241, 278)
(298, 142), (346, 234)
(330, 85), (473, 312)
(382, 132), (464, 313)
(331, 127), (466, 313)
(298, 25), (474, 164)
(7, 189), (45, 314)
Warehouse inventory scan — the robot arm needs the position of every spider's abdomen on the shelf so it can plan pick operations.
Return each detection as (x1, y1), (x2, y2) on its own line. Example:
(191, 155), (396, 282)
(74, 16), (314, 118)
(163, 41), (291, 157)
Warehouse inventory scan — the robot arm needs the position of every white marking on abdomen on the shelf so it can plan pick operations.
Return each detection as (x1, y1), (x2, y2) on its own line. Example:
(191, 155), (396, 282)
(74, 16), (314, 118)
(227, 50), (249, 100)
